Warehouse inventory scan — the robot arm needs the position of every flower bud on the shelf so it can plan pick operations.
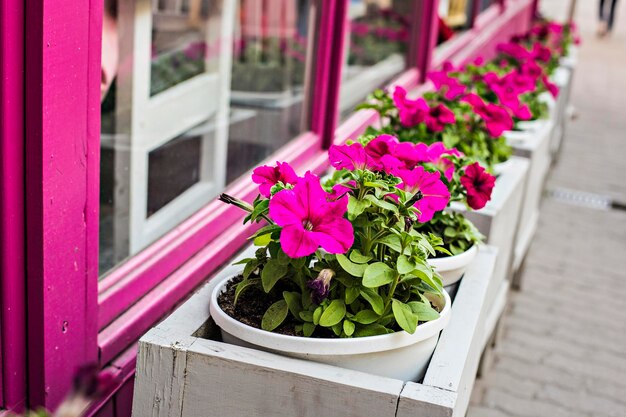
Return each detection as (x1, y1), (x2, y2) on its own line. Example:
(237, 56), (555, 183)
(307, 269), (335, 304)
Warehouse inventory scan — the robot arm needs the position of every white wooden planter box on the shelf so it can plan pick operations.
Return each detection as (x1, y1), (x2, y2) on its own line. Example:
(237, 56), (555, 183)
(504, 120), (553, 274)
(451, 156), (528, 342)
(549, 66), (572, 160)
(132, 246), (498, 417)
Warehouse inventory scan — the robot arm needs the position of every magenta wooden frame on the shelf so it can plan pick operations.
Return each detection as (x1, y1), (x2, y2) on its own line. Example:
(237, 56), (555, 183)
(24, 0), (103, 409)
(1, 0), (27, 411)
(10, 0), (538, 414)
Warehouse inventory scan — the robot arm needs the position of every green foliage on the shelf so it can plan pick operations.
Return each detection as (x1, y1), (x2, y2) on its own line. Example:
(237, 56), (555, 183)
(228, 167), (446, 338)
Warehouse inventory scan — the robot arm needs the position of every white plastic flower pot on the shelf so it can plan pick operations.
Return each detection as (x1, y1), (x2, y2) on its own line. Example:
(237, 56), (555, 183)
(210, 276), (452, 382)
(427, 245), (478, 287)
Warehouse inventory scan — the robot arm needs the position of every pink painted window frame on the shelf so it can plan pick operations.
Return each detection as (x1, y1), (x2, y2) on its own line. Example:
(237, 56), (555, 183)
(1, 0), (27, 411)
(14, 0), (536, 412)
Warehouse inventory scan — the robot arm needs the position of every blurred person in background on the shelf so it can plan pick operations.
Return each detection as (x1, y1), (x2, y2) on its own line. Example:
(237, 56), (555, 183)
(598, 0), (619, 36)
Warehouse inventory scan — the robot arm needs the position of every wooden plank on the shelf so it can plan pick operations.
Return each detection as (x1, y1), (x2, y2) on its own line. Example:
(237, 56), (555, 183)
(506, 120), (554, 273)
(452, 157), (528, 313)
(420, 248), (497, 417)
(132, 331), (196, 417)
(182, 339), (404, 417)
(397, 384), (456, 417)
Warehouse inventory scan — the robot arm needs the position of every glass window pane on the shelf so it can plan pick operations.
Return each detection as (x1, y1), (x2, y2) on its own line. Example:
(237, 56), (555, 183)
(437, 0), (475, 44)
(339, 0), (415, 118)
(100, 0), (319, 276)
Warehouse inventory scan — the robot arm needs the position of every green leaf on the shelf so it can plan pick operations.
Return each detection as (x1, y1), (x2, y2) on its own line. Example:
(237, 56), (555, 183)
(392, 299), (418, 334)
(352, 309), (380, 324)
(299, 310), (314, 322)
(354, 323), (389, 337)
(249, 224), (282, 240)
(336, 254), (368, 277)
(349, 249), (373, 264)
(343, 320), (355, 336)
(444, 227), (457, 238)
(331, 322), (343, 336)
(364, 194), (398, 212)
(283, 291), (302, 318)
(277, 249), (291, 265)
(360, 288), (384, 315)
(243, 259), (260, 279)
(319, 300), (346, 327)
(261, 300), (289, 332)
(407, 301), (440, 321)
(253, 233), (272, 247)
(261, 259), (289, 293)
(363, 263), (396, 288)
(232, 257), (255, 266)
(345, 286), (360, 304)
(397, 255), (415, 275)
(378, 234), (409, 254)
(234, 278), (258, 305)
(313, 306), (323, 325)
(347, 196), (371, 219)
(290, 256), (307, 269)
(303, 322), (316, 337)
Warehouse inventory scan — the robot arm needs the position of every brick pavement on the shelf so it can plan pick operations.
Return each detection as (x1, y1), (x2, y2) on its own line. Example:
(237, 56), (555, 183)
(467, 1), (626, 416)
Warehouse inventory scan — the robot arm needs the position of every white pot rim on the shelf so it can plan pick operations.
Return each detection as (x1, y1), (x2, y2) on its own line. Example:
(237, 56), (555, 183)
(428, 244), (478, 271)
(210, 275), (451, 356)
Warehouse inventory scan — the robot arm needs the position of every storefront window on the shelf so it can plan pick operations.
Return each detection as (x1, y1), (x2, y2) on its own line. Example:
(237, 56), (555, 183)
(100, 0), (318, 275)
(437, 0), (475, 43)
(339, 0), (414, 118)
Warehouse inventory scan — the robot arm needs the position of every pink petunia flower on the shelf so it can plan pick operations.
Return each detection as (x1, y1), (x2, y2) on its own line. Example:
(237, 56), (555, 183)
(460, 162), (496, 210)
(425, 104), (456, 132)
(428, 70), (466, 100)
(462, 94), (513, 137)
(393, 142), (429, 170)
(269, 173), (354, 258)
(364, 135), (405, 173)
(426, 142), (462, 181)
(542, 75), (559, 98)
(329, 143), (372, 171)
(397, 167), (450, 222)
(252, 162), (300, 197)
(393, 86), (430, 127)
(497, 42), (531, 61)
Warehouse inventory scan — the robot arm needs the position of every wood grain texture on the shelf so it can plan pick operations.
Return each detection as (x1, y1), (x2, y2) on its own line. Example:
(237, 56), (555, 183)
(133, 248), (500, 417)
(182, 340), (403, 417)
(507, 120), (554, 273)
(420, 248), (497, 417)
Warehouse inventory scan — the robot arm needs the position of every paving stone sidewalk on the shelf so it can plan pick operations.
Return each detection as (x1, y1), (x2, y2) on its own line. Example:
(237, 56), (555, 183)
(467, 1), (626, 416)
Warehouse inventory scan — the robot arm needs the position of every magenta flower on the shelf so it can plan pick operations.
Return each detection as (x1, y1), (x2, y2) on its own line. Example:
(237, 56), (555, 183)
(397, 167), (450, 222)
(460, 162), (496, 210)
(269, 173), (354, 258)
(542, 75), (560, 98)
(484, 72), (534, 120)
(252, 162), (300, 197)
(497, 42), (531, 61)
(329, 143), (372, 171)
(531, 42), (552, 63)
(364, 135), (405, 173)
(425, 103), (456, 132)
(428, 70), (466, 100)
(393, 86), (429, 127)
(462, 94), (513, 137)
(393, 142), (429, 170)
(426, 142), (462, 181)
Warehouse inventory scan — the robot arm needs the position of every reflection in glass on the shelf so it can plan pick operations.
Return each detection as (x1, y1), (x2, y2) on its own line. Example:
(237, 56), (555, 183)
(437, 0), (475, 42)
(339, 0), (414, 118)
(99, 0), (317, 275)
